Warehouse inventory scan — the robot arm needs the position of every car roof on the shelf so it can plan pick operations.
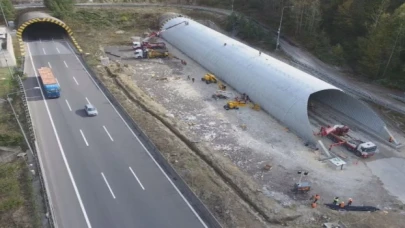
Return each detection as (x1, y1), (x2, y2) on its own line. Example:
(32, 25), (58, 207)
(86, 104), (95, 109)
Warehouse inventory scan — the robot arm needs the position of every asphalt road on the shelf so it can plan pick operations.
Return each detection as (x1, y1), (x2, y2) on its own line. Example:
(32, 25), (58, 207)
(23, 37), (207, 228)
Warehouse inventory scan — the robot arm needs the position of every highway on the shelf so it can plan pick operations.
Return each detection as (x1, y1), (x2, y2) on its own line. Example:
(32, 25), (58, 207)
(22, 32), (207, 228)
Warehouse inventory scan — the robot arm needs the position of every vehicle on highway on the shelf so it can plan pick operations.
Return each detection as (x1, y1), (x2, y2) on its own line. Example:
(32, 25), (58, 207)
(84, 104), (98, 116)
(38, 67), (61, 98)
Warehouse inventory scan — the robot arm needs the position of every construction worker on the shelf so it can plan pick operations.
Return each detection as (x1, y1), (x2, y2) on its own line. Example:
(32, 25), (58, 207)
(311, 202), (317, 208)
(339, 201), (345, 208)
(187, 75), (190, 80)
(313, 194), (320, 203)
(347, 198), (353, 206)
(333, 197), (339, 205)
(192, 78), (195, 83)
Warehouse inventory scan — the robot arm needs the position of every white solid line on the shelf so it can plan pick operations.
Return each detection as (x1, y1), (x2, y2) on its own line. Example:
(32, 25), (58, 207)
(85, 97), (91, 104)
(79, 129), (89, 146)
(101, 172), (116, 199)
(42, 48), (46, 55)
(103, 126), (114, 141)
(65, 99), (72, 111)
(55, 78), (60, 85)
(65, 41), (208, 228)
(56, 47), (60, 53)
(48, 62), (52, 69)
(129, 167), (145, 190)
(73, 77), (79, 85)
(27, 43), (93, 228)
(64, 61), (68, 68)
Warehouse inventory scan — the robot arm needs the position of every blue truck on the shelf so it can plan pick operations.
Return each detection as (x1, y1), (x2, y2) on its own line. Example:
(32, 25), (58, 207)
(38, 67), (61, 98)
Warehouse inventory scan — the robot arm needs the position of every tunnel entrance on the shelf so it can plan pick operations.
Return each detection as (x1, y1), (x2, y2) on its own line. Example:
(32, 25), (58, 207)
(22, 22), (67, 41)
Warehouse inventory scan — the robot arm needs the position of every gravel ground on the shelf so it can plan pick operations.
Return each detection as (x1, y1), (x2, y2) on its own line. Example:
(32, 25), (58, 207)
(104, 36), (404, 213)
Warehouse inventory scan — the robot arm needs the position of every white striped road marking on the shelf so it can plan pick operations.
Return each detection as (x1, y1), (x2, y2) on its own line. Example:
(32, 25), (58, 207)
(42, 48), (46, 55)
(65, 99), (72, 111)
(48, 62), (52, 68)
(73, 77), (79, 85)
(56, 47), (60, 53)
(129, 167), (145, 190)
(101, 172), (116, 199)
(64, 61), (68, 68)
(103, 126), (114, 141)
(79, 129), (89, 146)
(85, 97), (91, 104)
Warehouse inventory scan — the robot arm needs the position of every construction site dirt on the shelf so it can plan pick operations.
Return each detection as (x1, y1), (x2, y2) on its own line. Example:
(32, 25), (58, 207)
(102, 36), (405, 226)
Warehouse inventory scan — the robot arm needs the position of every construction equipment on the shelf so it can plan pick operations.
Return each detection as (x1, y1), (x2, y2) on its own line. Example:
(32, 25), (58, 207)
(212, 90), (233, 100)
(293, 182), (311, 193)
(134, 49), (169, 59)
(316, 125), (377, 158)
(201, 73), (218, 84)
(218, 82), (226, 90)
(167, 53), (187, 65)
(251, 103), (260, 111)
(223, 100), (247, 110)
(132, 21), (189, 50)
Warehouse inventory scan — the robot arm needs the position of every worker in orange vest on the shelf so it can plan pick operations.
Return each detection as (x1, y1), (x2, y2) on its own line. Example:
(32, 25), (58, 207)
(311, 202), (317, 208)
(339, 201), (345, 208)
(347, 198), (353, 206)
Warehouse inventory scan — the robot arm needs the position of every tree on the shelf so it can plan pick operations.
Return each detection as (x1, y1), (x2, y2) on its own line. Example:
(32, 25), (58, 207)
(0, 0), (15, 22)
(44, 0), (74, 19)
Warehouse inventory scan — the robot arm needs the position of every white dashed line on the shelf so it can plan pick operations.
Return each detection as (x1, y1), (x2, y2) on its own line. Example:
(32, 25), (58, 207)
(101, 172), (116, 199)
(64, 61), (68, 68)
(73, 77), (79, 85)
(27, 43), (92, 228)
(55, 78), (60, 85)
(65, 99), (72, 111)
(129, 167), (145, 190)
(48, 62), (52, 69)
(79, 129), (89, 146)
(56, 48), (60, 53)
(85, 97), (91, 104)
(103, 126), (114, 141)
(42, 48), (46, 55)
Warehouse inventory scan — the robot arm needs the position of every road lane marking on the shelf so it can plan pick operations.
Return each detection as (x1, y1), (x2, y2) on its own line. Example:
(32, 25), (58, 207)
(64, 61), (68, 68)
(79, 129), (89, 146)
(65, 99), (72, 111)
(85, 97), (91, 104)
(55, 78), (60, 85)
(101, 172), (116, 199)
(27, 43), (93, 228)
(56, 47), (60, 53)
(65, 41), (208, 228)
(129, 167), (145, 190)
(48, 62), (52, 69)
(73, 77), (79, 85)
(42, 48), (46, 55)
(103, 126), (114, 141)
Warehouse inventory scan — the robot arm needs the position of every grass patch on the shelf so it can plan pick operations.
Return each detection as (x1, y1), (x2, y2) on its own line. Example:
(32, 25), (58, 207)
(12, 36), (21, 66)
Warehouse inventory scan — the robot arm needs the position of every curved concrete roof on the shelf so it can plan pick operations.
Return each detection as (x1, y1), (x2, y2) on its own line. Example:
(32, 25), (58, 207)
(16, 11), (82, 55)
(161, 16), (391, 145)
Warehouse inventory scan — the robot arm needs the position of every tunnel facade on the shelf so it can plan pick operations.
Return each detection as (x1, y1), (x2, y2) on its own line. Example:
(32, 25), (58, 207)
(160, 16), (392, 146)
(17, 11), (82, 56)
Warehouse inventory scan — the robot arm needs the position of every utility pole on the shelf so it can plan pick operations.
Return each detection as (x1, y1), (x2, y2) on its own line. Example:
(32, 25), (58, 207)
(0, 1), (8, 27)
(276, 6), (294, 50)
(231, 0), (234, 13)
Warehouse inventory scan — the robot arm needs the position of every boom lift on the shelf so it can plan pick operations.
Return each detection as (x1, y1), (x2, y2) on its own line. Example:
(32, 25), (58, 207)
(132, 21), (189, 50)
(316, 125), (377, 158)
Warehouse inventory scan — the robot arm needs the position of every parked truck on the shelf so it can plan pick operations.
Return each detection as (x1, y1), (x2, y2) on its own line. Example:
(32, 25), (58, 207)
(316, 125), (377, 158)
(38, 67), (60, 98)
(131, 36), (166, 50)
(134, 49), (169, 59)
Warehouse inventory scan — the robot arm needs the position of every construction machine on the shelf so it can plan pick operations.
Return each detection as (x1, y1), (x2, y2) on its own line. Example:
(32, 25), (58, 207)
(223, 100), (247, 110)
(132, 21), (189, 50)
(212, 90), (233, 100)
(134, 49), (169, 59)
(218, 82), (227, 90)
(316, 125), (377, 158)
(201, 73), (218, 84)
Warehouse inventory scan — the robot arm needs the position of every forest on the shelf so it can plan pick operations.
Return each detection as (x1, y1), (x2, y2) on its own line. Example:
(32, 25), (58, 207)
(201, 0), (405, 89)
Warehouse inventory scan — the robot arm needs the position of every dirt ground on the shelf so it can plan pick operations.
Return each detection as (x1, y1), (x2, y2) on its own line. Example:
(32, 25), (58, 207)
(70, 7), (405, 228)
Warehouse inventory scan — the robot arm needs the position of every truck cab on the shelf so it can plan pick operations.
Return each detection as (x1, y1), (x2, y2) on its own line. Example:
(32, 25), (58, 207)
(44, 84), (61, 98)
(347, 140), (377, 158)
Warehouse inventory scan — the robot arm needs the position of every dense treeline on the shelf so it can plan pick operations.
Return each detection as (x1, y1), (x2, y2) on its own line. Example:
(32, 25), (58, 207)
(212, 0), (404, 89)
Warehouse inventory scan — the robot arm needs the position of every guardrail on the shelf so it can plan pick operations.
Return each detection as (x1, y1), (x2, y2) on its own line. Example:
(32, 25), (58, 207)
(16, 74), (55, 228)
(74, 51), (222, 227)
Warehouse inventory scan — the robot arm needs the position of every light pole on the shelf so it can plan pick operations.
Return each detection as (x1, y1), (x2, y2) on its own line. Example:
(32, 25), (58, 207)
(0, 87), (40, 155)
(231, 0), (235, 13)
(276, 5), (294, 50)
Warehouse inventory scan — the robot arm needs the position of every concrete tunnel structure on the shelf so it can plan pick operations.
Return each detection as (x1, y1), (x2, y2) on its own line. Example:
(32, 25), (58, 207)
(16, 11), (82, 56)
(159, 13), (394, 146)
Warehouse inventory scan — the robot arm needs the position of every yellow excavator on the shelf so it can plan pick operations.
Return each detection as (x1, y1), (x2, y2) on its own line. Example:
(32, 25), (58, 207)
(201, 73), (218, 84)
(224, 100), (247, 110)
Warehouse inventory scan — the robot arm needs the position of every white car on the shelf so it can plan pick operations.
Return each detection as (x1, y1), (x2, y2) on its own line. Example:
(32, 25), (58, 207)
(85, 104), (98, 116)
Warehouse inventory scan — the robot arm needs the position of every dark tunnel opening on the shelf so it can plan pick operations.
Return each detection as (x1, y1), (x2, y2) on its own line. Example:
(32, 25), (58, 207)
(22, 22), (67, 41)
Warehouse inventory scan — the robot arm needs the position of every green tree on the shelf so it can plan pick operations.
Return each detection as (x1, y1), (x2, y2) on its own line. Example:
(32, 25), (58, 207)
(0, 0), (15, 22)
(44, 0), (74, 19)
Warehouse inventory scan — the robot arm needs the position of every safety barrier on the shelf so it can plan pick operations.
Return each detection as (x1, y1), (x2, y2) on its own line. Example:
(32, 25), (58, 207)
(16, 12), (82, 56)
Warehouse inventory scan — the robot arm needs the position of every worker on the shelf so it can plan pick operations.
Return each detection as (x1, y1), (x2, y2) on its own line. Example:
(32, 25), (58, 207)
(187, 75), (190, 80)
(313, 194), (320, 203)
(347, 198), (353, 206)
(259, 51), (262, 56)
(389, 137), (393, 143)
(311, 202), (317, 208)
(339, 201), (345, 208)
(242, 93), (246, 100)
(224, 43), (227, 46)
(333, 197), (339, 205)
(246, 95), (251, 103)
(192, 78), (195, 83)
